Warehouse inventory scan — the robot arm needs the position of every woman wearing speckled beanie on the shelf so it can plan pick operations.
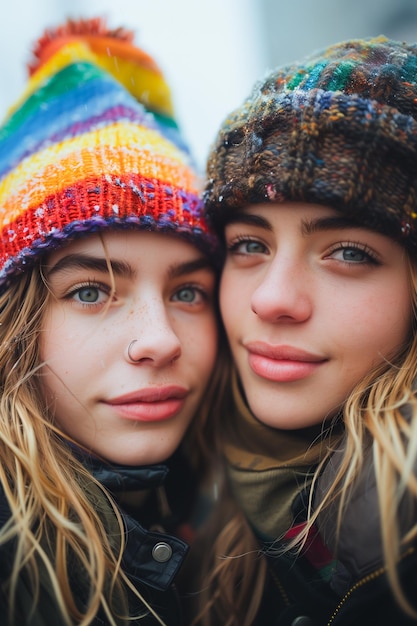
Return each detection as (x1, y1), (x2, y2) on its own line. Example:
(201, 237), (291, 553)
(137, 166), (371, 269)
(0, 16), (224, 626)
(192, 36), (417, 626)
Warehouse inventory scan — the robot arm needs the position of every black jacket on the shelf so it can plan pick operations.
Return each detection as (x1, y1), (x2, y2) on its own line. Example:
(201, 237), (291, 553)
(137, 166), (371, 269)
(0, 452), (193, 625)
(258, 526), (417, 626)
(255, 446), (417, 626)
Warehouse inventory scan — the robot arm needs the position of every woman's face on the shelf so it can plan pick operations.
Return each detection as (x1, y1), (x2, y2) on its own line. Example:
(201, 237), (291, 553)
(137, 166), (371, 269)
(40, 231), (218, 465)
(220, 202), (412, 430)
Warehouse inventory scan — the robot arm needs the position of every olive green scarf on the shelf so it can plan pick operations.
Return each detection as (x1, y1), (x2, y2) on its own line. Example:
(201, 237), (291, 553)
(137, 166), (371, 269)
(222, 371), (341, 540)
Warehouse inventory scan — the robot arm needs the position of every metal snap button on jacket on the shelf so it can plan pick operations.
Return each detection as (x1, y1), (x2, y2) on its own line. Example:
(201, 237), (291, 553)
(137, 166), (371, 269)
(152, 542), (173, 563)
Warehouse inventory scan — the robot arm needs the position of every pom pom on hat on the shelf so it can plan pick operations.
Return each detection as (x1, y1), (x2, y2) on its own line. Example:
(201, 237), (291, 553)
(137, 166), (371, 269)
(205, 36), (417, 252)
(26, 17), (174, 124)
(0, 17), (218, 291)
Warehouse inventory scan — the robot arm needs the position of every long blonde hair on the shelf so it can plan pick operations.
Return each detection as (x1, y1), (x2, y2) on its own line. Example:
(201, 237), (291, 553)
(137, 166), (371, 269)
(0, 259), (213, 626)
(193, 256), (417, 625)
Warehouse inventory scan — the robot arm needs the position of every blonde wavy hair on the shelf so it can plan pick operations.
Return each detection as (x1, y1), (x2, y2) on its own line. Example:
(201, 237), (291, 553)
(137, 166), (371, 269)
(193, 255), (417, 626)
(0, 266), (164, 625)
(0, 253), (222, 626)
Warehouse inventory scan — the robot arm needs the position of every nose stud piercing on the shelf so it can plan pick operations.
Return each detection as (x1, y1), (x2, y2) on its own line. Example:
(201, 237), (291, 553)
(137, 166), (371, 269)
(127, 340), (141, 363)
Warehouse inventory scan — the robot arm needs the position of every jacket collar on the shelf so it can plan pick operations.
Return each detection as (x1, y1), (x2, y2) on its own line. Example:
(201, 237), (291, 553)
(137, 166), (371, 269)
(83, 456), (189, 591)
(122, 512), (189, 591)
(86, 456), (169, 492)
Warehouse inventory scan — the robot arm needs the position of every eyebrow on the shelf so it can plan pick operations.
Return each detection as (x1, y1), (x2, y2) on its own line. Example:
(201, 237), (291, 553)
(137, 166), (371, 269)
(47, 253), (213, 280)
(167, 257), (214, 279)
(225, 211), (364, 235)
(301, 215), (364, 235)
(224, 212), (273, 230)
(47, 254), (134, 278)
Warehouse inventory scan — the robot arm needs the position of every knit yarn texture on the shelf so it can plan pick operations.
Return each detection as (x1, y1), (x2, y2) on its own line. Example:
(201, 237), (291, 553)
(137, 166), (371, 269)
(0, 18), (217, 291)
(205, 36), (417, 251)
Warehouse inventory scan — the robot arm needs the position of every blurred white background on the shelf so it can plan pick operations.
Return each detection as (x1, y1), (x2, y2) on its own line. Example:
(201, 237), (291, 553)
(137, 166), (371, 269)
(1, 0), (417, 170)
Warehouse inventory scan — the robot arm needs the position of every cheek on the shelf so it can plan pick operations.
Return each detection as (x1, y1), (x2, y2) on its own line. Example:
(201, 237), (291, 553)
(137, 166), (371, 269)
(175, 310), (218, 374)
(335, 287), (412, 360)
(195, 317), (219, 370)
(40, 309), (96, 385)
(219, 272), (243, 331)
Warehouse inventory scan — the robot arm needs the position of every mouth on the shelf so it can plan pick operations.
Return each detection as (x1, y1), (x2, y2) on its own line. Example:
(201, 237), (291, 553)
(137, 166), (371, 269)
(105, 386), (189, 422)
(245, 342), (327, 383)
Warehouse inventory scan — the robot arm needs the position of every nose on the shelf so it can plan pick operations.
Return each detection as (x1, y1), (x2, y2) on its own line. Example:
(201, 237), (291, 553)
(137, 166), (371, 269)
(125, 298), (182, 366)
(250, 256), (312, 323)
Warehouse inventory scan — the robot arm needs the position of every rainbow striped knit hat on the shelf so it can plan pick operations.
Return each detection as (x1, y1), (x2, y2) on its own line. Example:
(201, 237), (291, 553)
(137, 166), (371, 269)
(0, 17), (217, 291)
(205, 36), (417, 252)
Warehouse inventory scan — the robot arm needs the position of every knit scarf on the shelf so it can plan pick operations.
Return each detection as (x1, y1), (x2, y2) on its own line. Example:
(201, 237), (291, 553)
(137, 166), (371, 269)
(222, 370), (342, 540)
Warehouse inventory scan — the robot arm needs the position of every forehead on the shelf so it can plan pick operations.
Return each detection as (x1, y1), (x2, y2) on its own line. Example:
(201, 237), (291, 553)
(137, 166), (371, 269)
(45, 230), (207, 266)
(225, 202), (352, 229)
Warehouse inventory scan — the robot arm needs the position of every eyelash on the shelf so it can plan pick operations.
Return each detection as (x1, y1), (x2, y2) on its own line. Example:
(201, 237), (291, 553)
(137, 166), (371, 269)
(64, 281), (112, 307)
(227, 235), (380, 265)
(172, 283), (209, 304)
(327, 241), (380, 265)
(227, 235), (267, 254)
(64, 281), (210, 308)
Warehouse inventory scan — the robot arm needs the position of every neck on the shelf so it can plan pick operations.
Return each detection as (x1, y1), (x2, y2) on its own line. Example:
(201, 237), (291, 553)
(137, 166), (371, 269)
(222, 370), (338, 471)
(221, 369), (343, 539)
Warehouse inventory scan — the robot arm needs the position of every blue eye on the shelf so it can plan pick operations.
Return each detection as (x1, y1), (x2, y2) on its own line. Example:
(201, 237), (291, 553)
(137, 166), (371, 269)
(67, 283), (110, 306)
(229, 238), (268, 254)
(341, 248), (367, 262)
(174, 287), (198, 303)
(76, 286), (101, 303)
(329, 244), (378, 264)
(172, 285), (208, 305)
(245, 241), (266, 253)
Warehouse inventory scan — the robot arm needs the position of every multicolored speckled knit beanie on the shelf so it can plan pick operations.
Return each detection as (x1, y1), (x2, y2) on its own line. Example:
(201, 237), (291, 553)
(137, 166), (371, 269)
(205, 36), (417, 251)
(0, 17), (217, 291)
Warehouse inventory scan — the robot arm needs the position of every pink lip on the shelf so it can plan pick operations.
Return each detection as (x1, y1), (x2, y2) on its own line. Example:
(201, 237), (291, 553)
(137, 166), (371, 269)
(105, 386), (188, 422)
(245, 342), (327, 382)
